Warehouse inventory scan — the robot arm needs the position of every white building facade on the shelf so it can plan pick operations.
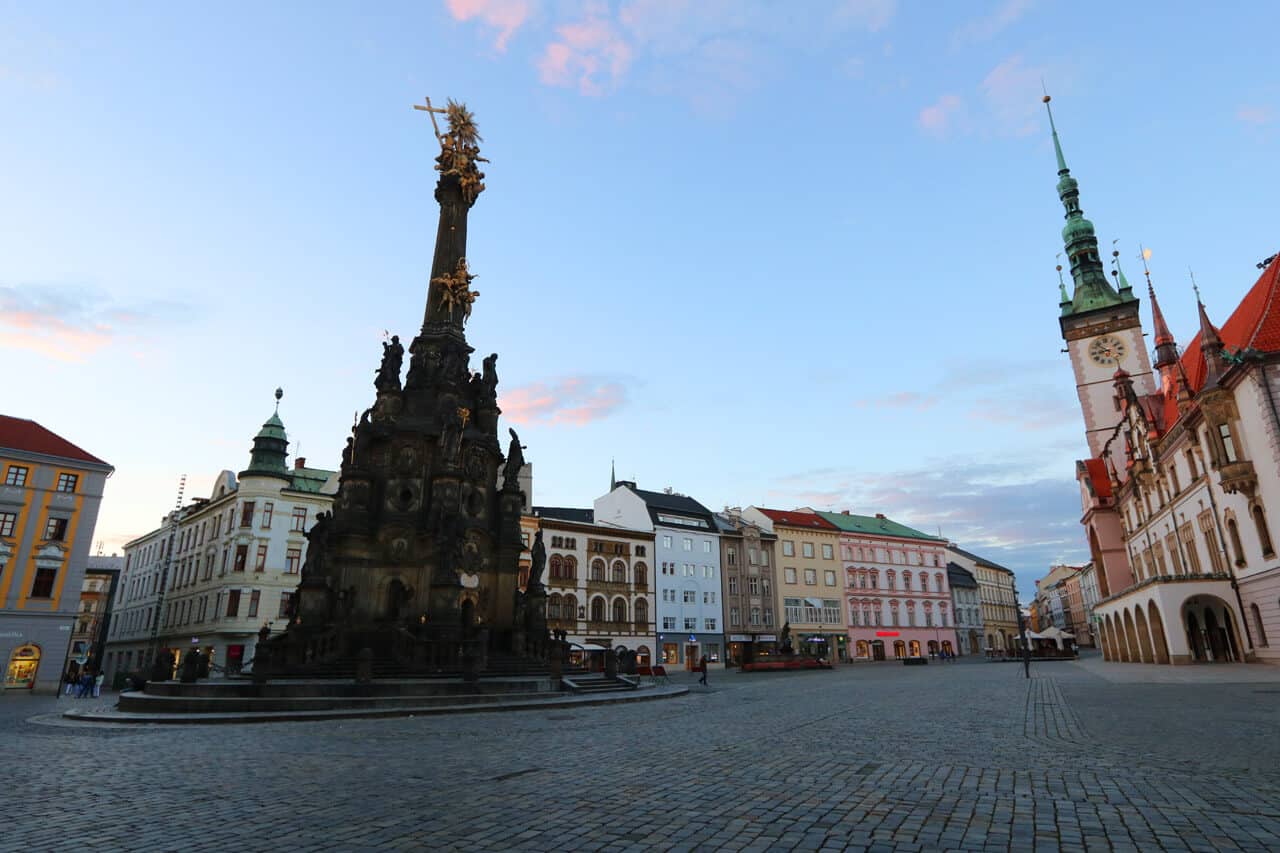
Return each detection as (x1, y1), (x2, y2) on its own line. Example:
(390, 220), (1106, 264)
(105, 401), (335, 680)
(594, 482), (723, 669)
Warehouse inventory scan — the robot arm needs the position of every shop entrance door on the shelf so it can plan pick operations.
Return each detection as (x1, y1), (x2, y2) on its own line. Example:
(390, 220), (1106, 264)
(684, 644), (699, 670)
(871, 640), (886, 661)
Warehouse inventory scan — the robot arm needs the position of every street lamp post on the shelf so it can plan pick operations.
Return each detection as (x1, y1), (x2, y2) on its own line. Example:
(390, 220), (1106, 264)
(1014, 576), (1030, 679)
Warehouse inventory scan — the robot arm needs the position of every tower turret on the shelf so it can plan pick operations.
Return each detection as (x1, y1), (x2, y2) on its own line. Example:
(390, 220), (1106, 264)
(1146, 267), (1180, 394)
(1197, 290), (1227, 388)
(240, 388), (290, 481)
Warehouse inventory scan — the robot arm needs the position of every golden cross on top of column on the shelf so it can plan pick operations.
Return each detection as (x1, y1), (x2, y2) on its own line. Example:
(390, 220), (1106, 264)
(413, 96), (448, 144)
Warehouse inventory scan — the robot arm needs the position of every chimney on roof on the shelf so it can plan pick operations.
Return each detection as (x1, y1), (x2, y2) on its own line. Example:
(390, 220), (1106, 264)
(294, 457), (306, 470)
(616, 480), (636, 491)
(875, 513), (886, 519)
(842, 510), (850, 515)
(663, 487), (674, 495)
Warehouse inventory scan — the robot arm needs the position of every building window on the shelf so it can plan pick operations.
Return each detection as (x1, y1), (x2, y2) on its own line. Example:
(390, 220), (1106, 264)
(663, 535), (672, 548)
(226, 590), (241, 618)
(761, 550), (769, 567)
(30, 568), (57, 598)
(784, 567), (797, 584)
(663, 616), (676, 630)
(1227, 518), (1247, 567)
(291, 506), (307, 532)
(44, 517), (69, 541)
(56, 473), (78, 493)
(611, 560), (626, 583)
(279, 591), (294, 619)
(782, 541), (795, 557)
(0, 511), (15, 537)
(804, 568), (817, 585)
(704, 618), (716, 631)
(591, 559), (606, 581)
(1218, 423), (1239, 463)
(612, 598), (627, 623)
(703, 540), (711, 553)
(730, 606), (740, 626)
(763, 607), (773, 626)
(822, 544), (833, 560)
(261, 502), (273, 529)
(824, 570), (836, 586)
(285, 548), (301, 574)
(1253, 505), (1275, 557)
(240, 502), (255, 528)
(4, 465), (29, 487)
(634, 562), (646, 586)
(748, 577), (760, 595)
(802, 543), (815, 558)
(636, 545), (646, 557)
(749, 606), (760, 626)
(683, 590), (696, 603)
(684, 617), (696, 630)
(254, 544), (268, 572)
(727, 576), (738, 595)
(727, 548), (737, 566)
(234, 545), (248, 573)
(682, 538), (692, 551)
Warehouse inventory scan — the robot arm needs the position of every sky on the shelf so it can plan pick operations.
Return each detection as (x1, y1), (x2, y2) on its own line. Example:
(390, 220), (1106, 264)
(3, 1), (1277, 599)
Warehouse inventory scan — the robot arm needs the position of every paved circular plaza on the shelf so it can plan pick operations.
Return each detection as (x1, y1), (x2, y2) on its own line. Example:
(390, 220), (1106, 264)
(6, 655), (1279, 852)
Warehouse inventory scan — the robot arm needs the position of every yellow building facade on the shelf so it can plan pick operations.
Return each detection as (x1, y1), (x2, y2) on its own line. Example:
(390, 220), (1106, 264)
(1, 416), (112, 692)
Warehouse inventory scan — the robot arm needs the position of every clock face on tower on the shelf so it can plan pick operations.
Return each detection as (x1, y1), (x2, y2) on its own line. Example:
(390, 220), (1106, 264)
(1088, 335), (1127, 366)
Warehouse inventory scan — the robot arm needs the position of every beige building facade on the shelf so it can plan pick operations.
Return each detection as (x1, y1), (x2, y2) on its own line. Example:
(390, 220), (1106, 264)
(741, 507), (847, 662)
(531, 507), (656, 667)
(949, 545), (1020, 651)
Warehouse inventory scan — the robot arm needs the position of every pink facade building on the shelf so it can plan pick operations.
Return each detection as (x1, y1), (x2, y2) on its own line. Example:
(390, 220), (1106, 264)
(817, 511), (953, 660)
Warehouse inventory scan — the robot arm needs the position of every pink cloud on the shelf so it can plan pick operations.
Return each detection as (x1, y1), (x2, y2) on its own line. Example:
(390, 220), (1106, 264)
(918, 94), (964, 137)
(0, 284), (181, 362)
(855, 391), (939, 411)
(832, 0), (897, 33)
(501, 375), (628, 425)
(980, 54), (1043, 136)
(537, 10), (633, 96)
(1237, 105), (1274, 126)
(446, 0), (531, 52)
(951, 0), (1032, 45)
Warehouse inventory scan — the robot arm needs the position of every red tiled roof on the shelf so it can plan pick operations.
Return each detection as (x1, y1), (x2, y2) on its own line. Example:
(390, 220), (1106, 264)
(1083, 458), (1112, 499)
(1180, 253), (1280, 393)
(756, 508), (840, 530)
(0, 415), (109, 466)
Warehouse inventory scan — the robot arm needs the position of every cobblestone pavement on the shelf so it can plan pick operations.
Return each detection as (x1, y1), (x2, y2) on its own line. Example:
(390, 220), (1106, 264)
(5, 656), (1279, 852)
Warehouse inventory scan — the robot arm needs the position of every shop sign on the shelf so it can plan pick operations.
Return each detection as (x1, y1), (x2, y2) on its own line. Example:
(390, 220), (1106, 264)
(729, 634), (752, 642)
(875, 630), (900, 637)
(0, 631), (23, 639)
(757, 634), (777, 642)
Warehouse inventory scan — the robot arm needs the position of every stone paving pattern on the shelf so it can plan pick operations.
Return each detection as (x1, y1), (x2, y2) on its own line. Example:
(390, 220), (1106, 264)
(5, 654), (1279, 852)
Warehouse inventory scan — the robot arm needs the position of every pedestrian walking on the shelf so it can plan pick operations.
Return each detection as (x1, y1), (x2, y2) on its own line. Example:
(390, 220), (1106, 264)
(93, 671), (105, 698)
(698, 656), (709, 686)
(76, 671), (93, 699)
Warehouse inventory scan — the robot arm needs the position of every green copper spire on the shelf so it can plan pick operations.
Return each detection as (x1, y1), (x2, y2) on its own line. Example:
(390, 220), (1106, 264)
(1042, 95), (1133, 316)
(241, 387), (291, 481)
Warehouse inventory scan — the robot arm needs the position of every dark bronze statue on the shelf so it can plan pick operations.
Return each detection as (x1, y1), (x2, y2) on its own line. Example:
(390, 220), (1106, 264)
(503, 428), (525, 489)
(527, 529), (546, 589)
(375, 335), (404, 391)
(301, 511), (332, 579)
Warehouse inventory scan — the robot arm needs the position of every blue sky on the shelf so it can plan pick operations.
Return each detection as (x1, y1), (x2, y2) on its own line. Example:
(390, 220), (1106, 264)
(3, 1), (1277, 598)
